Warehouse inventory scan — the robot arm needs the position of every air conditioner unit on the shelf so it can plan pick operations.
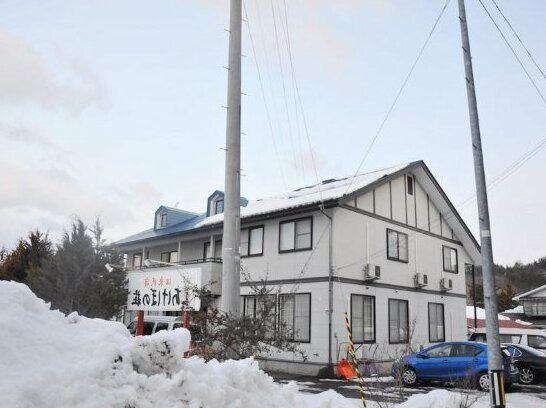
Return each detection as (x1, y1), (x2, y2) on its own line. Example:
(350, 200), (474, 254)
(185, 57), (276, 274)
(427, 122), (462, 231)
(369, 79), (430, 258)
(363, 264), (381, 281)
(440, 278), (453, 291)
(414, 273), (428, 287)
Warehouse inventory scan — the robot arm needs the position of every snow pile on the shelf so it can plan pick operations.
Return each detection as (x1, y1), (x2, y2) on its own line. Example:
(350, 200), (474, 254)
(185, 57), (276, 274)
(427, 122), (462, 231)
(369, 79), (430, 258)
(397, 389), (545, 408)
(0, 281), (357, 408)
(503, 305), (524, 314)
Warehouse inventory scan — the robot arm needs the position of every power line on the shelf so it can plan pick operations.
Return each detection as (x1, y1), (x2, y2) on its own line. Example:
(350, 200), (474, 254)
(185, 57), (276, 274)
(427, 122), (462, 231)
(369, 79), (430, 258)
(477, 0), (546, 106)
(344, 0), (451, 195)
(242, 1), (288, 189)
(489, 0), (546, 82)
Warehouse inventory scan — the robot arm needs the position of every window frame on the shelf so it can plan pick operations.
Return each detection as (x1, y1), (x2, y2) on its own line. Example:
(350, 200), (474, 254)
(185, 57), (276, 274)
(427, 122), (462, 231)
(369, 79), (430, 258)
(215, 199), (224, 215)
(242, 294), (277, 341)
(278, 293), (312, 343)
(160, 213), (167, 228)
(388, 298), (409, 344)
(241, 225), (264, 258)
(133, 253), (142, 268)
(350, 294), (376, 344)
(386, 228), (409, 263)
(407, 175), (414, 196)
(442, 245), (459, 273)
(278, 216), (313, 254)
(428, 302), (445, 343)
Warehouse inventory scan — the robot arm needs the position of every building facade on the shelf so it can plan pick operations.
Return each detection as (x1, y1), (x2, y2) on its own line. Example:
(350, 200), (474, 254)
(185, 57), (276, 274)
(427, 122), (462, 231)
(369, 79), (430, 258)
(114, 161), (480, 375)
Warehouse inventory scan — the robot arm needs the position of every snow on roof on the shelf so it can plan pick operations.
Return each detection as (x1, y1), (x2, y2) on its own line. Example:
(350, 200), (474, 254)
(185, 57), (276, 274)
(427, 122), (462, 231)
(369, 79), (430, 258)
(196, 163), (410, 228)
(503, 305), (524, 314)
(466, 306), (510, 320)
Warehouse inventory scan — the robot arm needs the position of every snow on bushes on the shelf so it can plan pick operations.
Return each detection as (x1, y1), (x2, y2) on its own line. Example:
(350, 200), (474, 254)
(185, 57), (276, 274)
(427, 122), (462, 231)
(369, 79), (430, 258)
(0, 281), (357, 408)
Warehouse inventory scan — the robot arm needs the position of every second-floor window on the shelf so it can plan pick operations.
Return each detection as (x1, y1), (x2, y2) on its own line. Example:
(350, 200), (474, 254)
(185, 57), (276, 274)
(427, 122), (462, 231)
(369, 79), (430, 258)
(160, 251), (178, 264)
(387, 229), (408, 263)
(279, 217), (312, 253)
(159, 213), (167, 228)
(443, 246), (458, 273)
(240, 226), (264, 257)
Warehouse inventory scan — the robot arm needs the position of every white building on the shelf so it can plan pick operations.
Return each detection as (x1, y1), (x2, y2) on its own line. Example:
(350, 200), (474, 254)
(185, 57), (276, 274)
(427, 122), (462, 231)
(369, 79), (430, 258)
(114, 161), (480, 375)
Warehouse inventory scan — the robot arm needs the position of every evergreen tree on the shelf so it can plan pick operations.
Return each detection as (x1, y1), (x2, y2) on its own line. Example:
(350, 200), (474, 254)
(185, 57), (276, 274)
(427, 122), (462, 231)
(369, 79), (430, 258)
(0, 230), (53, 282)
(31, 219), (127, 319)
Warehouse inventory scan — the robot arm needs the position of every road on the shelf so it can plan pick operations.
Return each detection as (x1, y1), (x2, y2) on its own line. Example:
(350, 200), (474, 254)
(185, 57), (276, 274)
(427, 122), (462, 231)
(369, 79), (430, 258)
(271, 373), (546, 405)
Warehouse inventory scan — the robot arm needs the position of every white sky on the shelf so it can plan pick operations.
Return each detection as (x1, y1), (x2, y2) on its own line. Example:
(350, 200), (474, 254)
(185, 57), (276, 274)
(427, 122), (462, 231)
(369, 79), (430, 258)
(1, 0), (545, 265)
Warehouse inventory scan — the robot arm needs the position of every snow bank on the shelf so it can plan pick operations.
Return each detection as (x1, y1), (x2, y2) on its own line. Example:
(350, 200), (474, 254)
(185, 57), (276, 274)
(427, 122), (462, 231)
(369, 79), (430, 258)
(0, 282), (356, 408)
(397, 389), (545, 408)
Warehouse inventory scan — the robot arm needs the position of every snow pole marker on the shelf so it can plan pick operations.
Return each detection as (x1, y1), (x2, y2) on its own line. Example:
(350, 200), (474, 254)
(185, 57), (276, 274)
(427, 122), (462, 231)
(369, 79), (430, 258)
(344, 311), (367, 408)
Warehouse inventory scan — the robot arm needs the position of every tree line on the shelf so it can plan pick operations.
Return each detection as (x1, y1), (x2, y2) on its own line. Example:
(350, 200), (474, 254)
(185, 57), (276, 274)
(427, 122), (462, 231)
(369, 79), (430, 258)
(466, 258), (546, 312)
(0, 219), (127, 319)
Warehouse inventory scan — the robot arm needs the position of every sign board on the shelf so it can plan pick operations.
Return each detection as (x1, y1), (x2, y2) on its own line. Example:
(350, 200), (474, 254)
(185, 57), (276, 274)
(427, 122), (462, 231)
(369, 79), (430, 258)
(127, 267), (202, 311)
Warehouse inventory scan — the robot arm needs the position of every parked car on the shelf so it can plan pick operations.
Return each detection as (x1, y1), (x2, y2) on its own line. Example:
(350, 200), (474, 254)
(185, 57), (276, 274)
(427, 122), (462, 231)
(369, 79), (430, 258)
(503, 343), (546, 385)
(127, 315), (183, 336)
(469, 327), (546, 350)
(392, 341), (519, 391)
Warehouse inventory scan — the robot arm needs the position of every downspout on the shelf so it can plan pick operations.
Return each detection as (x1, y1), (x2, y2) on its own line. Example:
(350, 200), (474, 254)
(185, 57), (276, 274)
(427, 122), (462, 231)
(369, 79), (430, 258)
(320, 205), (334, 368)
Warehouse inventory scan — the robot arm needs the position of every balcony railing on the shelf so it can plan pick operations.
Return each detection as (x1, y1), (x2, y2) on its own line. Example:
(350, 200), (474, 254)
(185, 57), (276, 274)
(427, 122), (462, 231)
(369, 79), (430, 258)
(129, 257), (222, 271)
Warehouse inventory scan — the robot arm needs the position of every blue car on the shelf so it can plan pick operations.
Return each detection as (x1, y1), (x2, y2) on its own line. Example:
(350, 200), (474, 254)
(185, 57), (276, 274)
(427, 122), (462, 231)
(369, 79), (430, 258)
(392, 341), (518, 390)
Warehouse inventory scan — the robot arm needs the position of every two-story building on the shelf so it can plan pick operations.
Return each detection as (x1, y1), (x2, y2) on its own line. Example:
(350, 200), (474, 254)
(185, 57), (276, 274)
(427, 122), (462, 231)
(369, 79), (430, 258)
(114, 161), (480, 375)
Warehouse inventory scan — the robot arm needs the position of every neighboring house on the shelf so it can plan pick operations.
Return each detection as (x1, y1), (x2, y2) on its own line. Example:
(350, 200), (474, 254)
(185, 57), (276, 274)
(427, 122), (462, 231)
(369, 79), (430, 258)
(467, 306), (531, 332)
(512, 284), (546, 329)
(114, 161), (480, 375)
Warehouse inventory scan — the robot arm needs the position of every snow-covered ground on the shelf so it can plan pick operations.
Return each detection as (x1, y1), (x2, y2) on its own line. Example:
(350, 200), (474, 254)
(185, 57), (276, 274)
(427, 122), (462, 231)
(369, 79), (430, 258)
(1, 281), (544, 408)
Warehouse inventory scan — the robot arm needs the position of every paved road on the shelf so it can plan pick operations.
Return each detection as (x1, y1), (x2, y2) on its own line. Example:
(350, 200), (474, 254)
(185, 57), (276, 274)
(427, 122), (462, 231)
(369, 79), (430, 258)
(271, 373), (546, 405)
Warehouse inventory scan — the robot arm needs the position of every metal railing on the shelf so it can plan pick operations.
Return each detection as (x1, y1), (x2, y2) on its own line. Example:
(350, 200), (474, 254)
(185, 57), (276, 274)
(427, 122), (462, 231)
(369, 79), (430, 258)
(129, 257), (222, 271)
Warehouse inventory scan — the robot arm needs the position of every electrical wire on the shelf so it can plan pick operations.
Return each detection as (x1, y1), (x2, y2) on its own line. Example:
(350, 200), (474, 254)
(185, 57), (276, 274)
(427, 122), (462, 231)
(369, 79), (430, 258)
(489, 0), (546, 82)
(477, 0), (546, 106)
(343, 0), (451, 196)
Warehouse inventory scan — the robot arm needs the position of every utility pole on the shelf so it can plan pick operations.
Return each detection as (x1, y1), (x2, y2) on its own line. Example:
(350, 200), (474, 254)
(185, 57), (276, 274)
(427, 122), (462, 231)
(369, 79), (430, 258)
(457, 1), (505, 407)
(221, 0), (242, 317)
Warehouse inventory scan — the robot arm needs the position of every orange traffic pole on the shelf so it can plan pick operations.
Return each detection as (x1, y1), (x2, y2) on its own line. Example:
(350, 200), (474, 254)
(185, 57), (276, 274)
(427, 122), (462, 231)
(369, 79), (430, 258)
(136, 310), (144, 336)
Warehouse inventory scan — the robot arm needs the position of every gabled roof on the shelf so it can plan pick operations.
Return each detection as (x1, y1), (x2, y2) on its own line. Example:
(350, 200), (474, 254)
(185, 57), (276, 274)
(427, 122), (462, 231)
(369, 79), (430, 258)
(513, 283), (546, 300)
(114, 161), (480, 262)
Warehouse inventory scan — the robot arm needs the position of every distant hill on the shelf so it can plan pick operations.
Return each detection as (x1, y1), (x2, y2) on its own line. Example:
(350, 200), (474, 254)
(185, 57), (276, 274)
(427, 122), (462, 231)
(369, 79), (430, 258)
(465, 257), (546, 310)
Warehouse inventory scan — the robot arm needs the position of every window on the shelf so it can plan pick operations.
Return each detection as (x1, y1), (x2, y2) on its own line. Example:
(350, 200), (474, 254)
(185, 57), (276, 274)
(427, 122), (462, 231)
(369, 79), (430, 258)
(161, 252), (170, 263)
(243, 295), (276, 340)
(443, 246), (458, 273)
(279, 217), (312, 252)
(389, 299), (409, 344)
(155, 213), (167, 229)
(426, 344), (452, 358)
(387, 229), (408, 262)
(451, 344), (482, 357)
(351, 295), (375, 343)
(155, 323), (168, 333)
(203, 242), (210, 260)
(407, 175), (414, 196)
(529, 335), (546, 349)
(279, 293), (311, 342)
(428, 303), (445, 342)
(241, 226), (264, 257)
(133, 254), (142, 268)
(215, 199), (224, 215)
(170, 251), (178, 263)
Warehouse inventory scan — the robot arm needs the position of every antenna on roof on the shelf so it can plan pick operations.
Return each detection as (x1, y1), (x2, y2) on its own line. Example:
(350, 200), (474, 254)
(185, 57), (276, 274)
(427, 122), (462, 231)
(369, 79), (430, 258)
(174, 201), (179, 208)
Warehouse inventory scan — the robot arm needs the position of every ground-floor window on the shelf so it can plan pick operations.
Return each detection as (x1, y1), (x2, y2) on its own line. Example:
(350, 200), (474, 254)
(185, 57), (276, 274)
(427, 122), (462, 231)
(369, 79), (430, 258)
(242, 295), (276, 340)
(279, 293), (311, 342)
(351, 294), (375, 343)
(389, 299), (409, 344)
(428, 303), (445, 342)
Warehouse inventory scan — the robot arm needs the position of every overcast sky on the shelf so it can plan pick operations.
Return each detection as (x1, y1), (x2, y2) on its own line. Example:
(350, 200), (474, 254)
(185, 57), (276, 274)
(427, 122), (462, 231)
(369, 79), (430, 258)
(1, 0), (545, 265)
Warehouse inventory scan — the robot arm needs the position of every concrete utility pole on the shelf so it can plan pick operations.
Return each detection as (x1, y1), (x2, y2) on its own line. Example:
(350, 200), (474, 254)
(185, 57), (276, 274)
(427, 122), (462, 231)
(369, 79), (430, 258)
(457, 1), (505, 407)
(221, 0), (242, 317)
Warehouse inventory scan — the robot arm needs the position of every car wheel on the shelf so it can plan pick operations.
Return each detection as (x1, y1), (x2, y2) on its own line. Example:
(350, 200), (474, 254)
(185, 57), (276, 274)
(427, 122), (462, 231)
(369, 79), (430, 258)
(477, 372), (490, 391)
(401, 367), (418, 387)
(519, 367), (535, 385)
